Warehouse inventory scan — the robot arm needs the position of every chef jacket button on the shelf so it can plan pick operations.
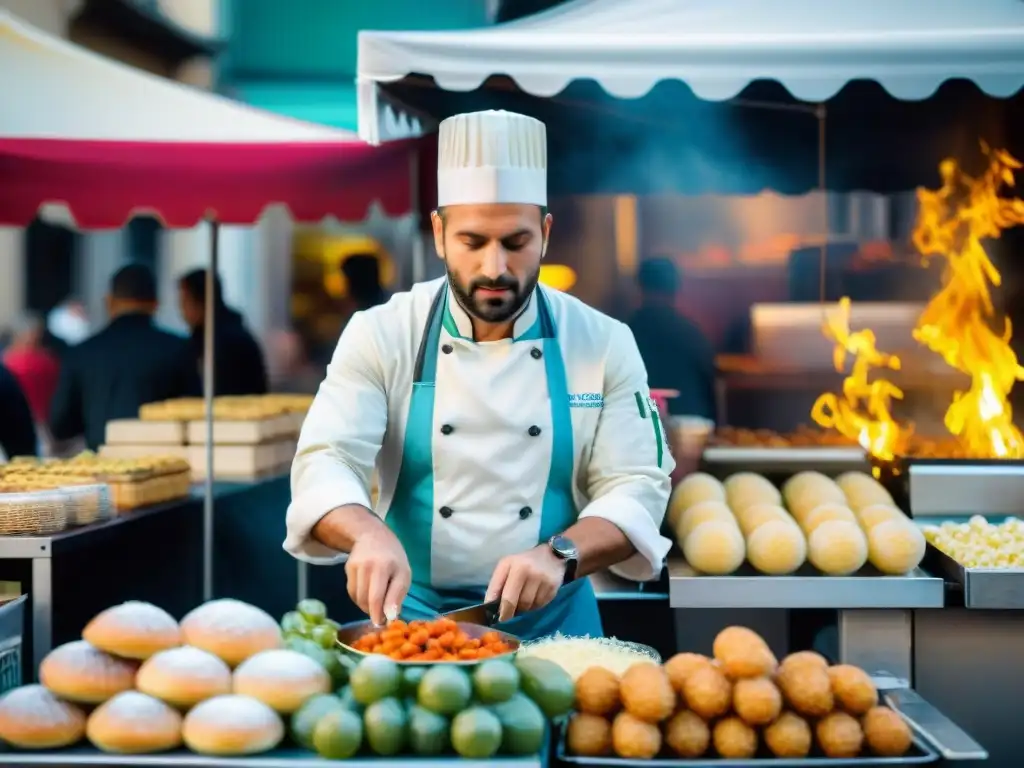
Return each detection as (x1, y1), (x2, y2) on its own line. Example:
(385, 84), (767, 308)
(519, 506), (533, 519)
(528, 425), (541, 437)
(439, 506), (453, 518)
(442, 344), (454, 354)
(530, 347), (542, 360)
(440, 424), (454, 435)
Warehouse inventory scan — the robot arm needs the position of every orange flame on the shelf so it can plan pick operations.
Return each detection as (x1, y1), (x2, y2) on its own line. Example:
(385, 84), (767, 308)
(811, 298), (907, 461)
(912, 144), (1024, 458)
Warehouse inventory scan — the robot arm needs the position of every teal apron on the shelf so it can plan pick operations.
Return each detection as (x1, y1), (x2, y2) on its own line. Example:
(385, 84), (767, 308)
(385, 286), (602, 641)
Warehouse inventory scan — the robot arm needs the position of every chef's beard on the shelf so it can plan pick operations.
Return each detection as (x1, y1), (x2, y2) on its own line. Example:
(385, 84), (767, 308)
(446, 262), (540, 324)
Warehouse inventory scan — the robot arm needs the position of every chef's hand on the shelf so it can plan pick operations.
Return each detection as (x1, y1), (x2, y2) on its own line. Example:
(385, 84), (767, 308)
(346, 527), (411, 626)
(485, 545), (565, 622)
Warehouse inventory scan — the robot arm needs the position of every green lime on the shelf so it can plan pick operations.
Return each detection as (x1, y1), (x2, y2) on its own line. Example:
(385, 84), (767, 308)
(408, 704), (450, 755)
(350, 656), (401, 705)
(312, 708), (363, 759)
(311, 623), (339, 649)
(515, 657), (575, 718)
(401, 666), (427, 697)
(491, 692), (546, 755)
(363, 697), (408, 756)
(473, 660), (520, 704)
(297, 598), (328, 624)
(281, 610), (306, 634)
(290, 693), (345, 749)
(418, 665), (472, 716)
(451, 707), (503, 759)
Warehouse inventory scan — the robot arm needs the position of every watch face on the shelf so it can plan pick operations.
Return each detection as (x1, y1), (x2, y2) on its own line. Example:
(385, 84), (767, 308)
(550, 535), (579, 559)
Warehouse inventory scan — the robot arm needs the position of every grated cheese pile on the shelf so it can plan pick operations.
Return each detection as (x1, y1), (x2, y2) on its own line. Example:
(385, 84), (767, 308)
(516, 634), (660, 680)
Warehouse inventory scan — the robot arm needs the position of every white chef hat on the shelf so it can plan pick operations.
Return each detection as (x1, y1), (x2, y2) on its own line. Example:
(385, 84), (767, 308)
(437, 110), (547, 208)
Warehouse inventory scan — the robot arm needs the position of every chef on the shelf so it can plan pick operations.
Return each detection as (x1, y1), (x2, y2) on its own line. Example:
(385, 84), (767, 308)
(285, 110), (674, 640)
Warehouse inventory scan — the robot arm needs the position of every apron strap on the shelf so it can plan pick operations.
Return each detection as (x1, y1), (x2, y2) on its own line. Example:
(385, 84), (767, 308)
(413, 286), (447, 384)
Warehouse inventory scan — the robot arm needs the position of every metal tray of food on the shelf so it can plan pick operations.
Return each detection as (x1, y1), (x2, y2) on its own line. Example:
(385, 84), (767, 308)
(555, 717), (939, 767)
(336, 619), (520, 666)
(917, 515), (1024, 609)
(0, 746), (543, 767)
(702, 446), (869, 474)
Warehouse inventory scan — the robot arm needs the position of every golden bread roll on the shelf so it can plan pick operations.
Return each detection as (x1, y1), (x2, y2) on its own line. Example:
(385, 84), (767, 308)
(856, 503), (906, 531)
(675, 501), (734, 541)
(40, 641), (138, 704)
(801, 503), (857, 535)
(807, 521), (868, 576)
(232, 649), (331, 714)
(136, 646), (233, 709)
(668, 474), (725, 528)
(783, 472), (846, 521)
(746, 520), (807, 575)
(735, 503), (791, 537)
(683, 519), (745, 575)
(180, 599), (282, 667)
(724, 473), (781, 514)
(0, 684), (86, 749)
(83, 601), (181, 660)
(182, 695), (284, 756)
(836, 472), (894, 511)
(87, 691), (183, 754)
(866, 520), (926, 575)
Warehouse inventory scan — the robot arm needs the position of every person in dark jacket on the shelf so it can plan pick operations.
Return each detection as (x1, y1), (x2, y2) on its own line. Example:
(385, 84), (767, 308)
(49, 264), (201, 451)
(626, 257), (717, 421)
(0, 363), (38, 459)
(178, 269), (268, 397)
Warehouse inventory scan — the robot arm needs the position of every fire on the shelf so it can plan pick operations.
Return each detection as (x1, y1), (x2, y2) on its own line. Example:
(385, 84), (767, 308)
(811, 298), (906, 461)
(911, 144), (1024, 458)
(811, 145), (1024, 460)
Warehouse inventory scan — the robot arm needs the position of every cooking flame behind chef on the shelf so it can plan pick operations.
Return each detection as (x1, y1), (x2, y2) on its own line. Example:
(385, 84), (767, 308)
(285, 110), (674, 639)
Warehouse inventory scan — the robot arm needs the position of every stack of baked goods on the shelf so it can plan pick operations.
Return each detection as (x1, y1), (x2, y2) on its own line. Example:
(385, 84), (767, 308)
(0, 598), (343, 756)
(668, 471), (925, 577)
(139, 396), (289, 423)
(566, 626), (915, 760)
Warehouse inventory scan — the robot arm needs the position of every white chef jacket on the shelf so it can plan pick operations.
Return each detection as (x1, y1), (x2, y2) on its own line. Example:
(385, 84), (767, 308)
(284, 277), (674, 584)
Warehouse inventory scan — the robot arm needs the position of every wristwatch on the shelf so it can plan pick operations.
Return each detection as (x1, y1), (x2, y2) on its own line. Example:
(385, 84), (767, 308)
(548, 535), (579, 584)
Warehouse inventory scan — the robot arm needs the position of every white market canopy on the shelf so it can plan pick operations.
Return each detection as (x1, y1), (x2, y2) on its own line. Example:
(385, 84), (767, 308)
(357, 0), (1024, 144)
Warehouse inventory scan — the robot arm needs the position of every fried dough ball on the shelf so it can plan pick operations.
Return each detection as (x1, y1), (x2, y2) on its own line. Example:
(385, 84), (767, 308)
(784, 472), (845, 520)
(807, 520), (868, 575)
(733, 677), (782, 726)
(764, 711), (812, 757)
(668, 474), (725, 528)
(828, 665), (878, 714)
(724, 473), (781, 514)
(746, 520), (807, 575)
(713, 626), (778, 679)
(676, 501), (734, 541)
(802, 503), (857, 535)
(566, 713), (612, 757)
(862, 706), (912, 756)
(836, 472), (894, 511)
(816, 711), (864, 757)
(620, 663), (674, 724)
(664, 710), (710, 758)
(663, 653), (713, 696)
(682, 666), (732, 720)
(735, 503), (791, 536)
(683, 520), (746, 575)
(867, 520), (926, 574)
(576, 667), (620, 717)
(856, 503), (906, 531)
(712, 717), (758, 759)
(780, 651), (829, 673)
(611, 712), (661, 759)
(777, 663), (833, 717)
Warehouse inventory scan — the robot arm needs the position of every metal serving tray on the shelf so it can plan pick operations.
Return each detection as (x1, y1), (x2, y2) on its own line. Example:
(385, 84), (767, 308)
(873, 457), (1024, 518)
(336, 619), (520, 667)
(0, 747), (542, 768)
(555, 717), (938, 767)
(917, 515), (1024, 609)
(702, 446), (868, 475)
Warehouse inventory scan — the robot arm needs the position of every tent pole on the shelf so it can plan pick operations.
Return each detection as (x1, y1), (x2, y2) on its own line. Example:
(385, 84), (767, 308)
(202, 219), (219, 602)
(816, 104), (828, 302)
